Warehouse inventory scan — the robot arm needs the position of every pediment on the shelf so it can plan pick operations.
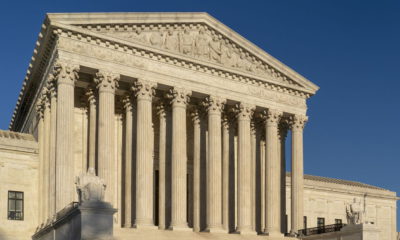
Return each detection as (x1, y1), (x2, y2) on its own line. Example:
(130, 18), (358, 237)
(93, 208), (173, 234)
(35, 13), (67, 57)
(47, 12), (319, 95)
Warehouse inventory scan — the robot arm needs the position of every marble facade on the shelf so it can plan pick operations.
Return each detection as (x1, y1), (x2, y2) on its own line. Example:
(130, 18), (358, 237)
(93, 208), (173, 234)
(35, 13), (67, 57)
(0, 12), (397, 240)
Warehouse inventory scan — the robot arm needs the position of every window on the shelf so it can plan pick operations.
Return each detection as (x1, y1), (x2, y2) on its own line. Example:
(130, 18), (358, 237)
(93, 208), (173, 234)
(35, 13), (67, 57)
(335, 219), (342, 225)
(8, 191), (24, 220)
(304, 216), (307, 229)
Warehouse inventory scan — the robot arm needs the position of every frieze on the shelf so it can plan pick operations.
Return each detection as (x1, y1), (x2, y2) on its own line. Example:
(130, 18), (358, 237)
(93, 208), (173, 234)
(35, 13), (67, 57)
(81, 23), (300, 88)
(248, 85), (306, 108)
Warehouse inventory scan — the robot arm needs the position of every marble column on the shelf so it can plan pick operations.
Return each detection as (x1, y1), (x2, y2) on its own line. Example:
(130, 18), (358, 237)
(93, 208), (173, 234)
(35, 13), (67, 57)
(43, 95), (51, 220)
(85, 87), (97, 170)
(123, 95), (133, 228)
(191, 109), (201, 232)
(204, 96), (225, 232)
(236, 103), (255, 234)
(290, 115), (307, 235)
(157, 102), (167, 230)
(260, 137), (266, 232)
(35, 99), (44, 222)
(250, 120), (256, 232)
(168, 87), (191, 230)
(278, 121), (289, 234)
(94, 70), (119, 204)
(134, 79), (156, 227)
(265, 109), (283, 237)
(54, 61), (80, 211)
(48, 79), (57, 217)
(222, 115), (230, 232)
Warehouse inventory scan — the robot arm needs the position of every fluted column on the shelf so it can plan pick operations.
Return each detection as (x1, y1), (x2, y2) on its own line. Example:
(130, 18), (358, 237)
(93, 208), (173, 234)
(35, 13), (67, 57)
(289, 115), (307, 236)
(43, 95), (51, 220)
(122, 95), (133, 228)
(191, 109), (201, 232)
(250, 120), (256, 232)
(264, 109), (283, 237)
(48, 78), (57, 217)
(236, 103), (255, 234)
(35, 99), (44, 222)
(157, 102), (168, 230)
(94, 70), (119, 204)
(260, 136), (266, 232)
(222, 115), (230, 232)
(85, 87), (97, 170)
(278, 121), (289, 234)
(134, 79), (156, 227)
(168, 87), (191, 230)
(203, 96), (225, 232)
(54, 61), (79, 211)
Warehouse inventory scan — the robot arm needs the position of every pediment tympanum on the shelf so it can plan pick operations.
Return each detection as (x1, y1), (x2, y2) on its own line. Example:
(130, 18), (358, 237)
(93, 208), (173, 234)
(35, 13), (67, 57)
(47, 13), (319, 95)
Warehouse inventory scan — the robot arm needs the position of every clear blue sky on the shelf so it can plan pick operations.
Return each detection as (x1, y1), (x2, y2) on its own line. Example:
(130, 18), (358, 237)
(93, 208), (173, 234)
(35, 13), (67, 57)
(0, 0), (398, 229)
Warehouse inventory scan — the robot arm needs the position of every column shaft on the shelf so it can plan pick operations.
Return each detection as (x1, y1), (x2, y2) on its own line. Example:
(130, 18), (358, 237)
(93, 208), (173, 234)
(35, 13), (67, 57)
(36, 102), (44, 222)
(236, 104), (254, 234)
(206, 97), (224, 232)
(135, 80), (155, 227)
(49, 89), (57, 217)
(158, 104), (167, 229)
(260, 139), (266, 232)
(265, 109), (283, 237)
(86, 88), (96, 170)
(170, 88), (190, 230)
(192, 111), (201, 232)
(123, 96), (133, 228)
(43, 100), (51, 220)
(222, 118), (230, 231)
(290, 115), (307, 235)
(95, 71), (119, 205)
(55, 62), (79, 211)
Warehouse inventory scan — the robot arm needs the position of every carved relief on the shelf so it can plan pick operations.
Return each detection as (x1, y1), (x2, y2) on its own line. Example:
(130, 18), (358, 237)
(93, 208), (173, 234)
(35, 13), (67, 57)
(86, 23), (301, 87)
(94, 70), (120, 93)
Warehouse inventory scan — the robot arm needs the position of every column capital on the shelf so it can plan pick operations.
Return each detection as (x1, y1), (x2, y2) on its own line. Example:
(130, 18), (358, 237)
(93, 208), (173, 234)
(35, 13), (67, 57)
(289, 114), (308, 131)
(94, 70), (120, 93)
(36, 98), (45, 119)
(156, 98), (169, 119)
(166, 87), (191, 108)
(263, 109), (283, 127)
(122, 94), (134, 112)
(190, 108), (201, 125)
(132, 79), (156, 101)
(234, 103), (255, 121)
(278, 118), (290, 141)
(53, 61), (80, 86)
(202, 96), (225, 115)
(46, 74), (57, 99)
(84, 87), (96, 106)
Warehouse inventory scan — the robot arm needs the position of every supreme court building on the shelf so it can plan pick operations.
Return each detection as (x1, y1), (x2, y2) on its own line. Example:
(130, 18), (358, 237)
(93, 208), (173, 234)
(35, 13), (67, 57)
(0, 12), (397, 240)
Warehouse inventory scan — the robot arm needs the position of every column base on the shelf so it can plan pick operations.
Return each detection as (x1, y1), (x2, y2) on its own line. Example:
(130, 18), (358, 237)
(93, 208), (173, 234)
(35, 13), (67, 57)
(237, 227), (258, 235)
(136, 224), (158, 230)
(170, 225), (192, 231)
(208, 227), (229, 234)
(265, 231), (285, 238)
(123, 223), (133, 228)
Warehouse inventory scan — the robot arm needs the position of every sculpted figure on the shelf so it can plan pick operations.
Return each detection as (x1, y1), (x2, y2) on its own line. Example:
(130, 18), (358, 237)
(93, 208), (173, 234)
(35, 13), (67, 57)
(194, 27), (209, 60)
(236, 52), (250, 71)
(129, 28), (147, 44)
(163, 29), (179, 51)
(346, 198), (364, 224)
(150, 32), (163, 47)
(209, 35), (222, 63)
(179, 27), (194, 55)
(221, 43), (234, 67)
(75, 168), (106, 203)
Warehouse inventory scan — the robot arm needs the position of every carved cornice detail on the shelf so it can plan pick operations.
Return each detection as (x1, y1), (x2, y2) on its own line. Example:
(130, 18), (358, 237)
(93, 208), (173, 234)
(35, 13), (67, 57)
(53, 61), (80, 86)
(289, 114), (308, 131)
(166, 87), (191, 108)
(94, 70), (120, 93)
(132, 79), (156, 101)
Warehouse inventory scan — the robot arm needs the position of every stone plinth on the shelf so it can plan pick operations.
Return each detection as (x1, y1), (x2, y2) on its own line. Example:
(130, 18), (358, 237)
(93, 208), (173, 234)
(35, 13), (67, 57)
(32, 202), (117, 240)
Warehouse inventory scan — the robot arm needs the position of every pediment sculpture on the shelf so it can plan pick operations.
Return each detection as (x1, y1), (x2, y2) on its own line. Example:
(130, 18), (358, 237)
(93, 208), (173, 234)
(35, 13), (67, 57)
(75, 168), (106, 203)
(87, 24), (300, 87)
(346, 198), (365, 225)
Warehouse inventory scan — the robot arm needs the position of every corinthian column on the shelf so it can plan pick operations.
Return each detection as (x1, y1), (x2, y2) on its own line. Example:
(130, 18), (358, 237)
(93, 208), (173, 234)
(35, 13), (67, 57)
(48, 78), (57, 217)
(222, 115), (230, 232)
(191, 109), (201, 232)
(278, 121), (289, 234)
(157, 101), (168, 230)
(289, 115), (307, 236)
(264, 109), (283, 237)
(54, 61), (79, 211)
(235, 103), (255, 235)
(167, 87), (191, 230)
(133, 79), (156, 227)
(43, 94), (50, 220)
(122, 95), (133, 228)
(203, 96), (225, 233)
(85, 87), (97, 170)
(35, 98), (44, 222)
(94, 70), (119, 204)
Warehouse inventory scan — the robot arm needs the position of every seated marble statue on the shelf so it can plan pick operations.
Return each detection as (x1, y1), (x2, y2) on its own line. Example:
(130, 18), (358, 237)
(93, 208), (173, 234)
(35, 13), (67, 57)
(346, 198), (364, 225)
(75, 168), (106, 203)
